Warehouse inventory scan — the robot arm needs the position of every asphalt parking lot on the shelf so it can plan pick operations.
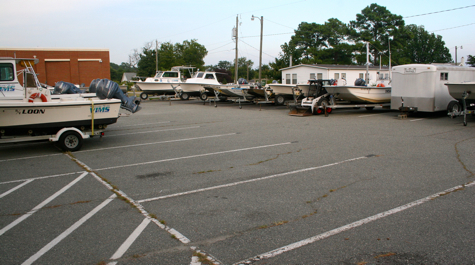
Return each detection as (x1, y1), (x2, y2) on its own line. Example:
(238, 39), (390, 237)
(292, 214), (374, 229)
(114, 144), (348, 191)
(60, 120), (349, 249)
(1, 98), (474, 264)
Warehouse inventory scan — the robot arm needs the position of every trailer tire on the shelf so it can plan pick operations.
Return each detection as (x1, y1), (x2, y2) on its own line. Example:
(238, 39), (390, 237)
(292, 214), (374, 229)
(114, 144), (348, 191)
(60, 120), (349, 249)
(59, 131), (83, 152)
(140, 92), (148, 100)
(365, 107), (374, 111)
(274, 95), (285, 105)
(180, 92), (190, 100)
(447, 101), (461, 117)
(200, 93), (208, 101)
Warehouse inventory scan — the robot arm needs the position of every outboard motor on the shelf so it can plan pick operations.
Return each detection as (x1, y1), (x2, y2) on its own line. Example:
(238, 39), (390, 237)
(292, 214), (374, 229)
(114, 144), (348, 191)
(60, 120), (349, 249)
(53, 81), (84, 94)
(354, 78), (366, 86)
(238, 78), (248, 84)
(88, 78), (101, 93)
(95, 79), (141, 113)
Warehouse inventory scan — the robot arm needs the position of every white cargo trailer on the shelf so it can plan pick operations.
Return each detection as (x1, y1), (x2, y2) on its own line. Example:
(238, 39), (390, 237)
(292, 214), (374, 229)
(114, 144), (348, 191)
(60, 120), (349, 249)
(391, 64), (475, 112)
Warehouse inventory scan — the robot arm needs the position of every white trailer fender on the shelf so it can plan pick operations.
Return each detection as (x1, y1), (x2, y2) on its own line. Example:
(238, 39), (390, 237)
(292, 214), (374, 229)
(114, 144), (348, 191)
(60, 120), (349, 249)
(49, 127), (90, 142)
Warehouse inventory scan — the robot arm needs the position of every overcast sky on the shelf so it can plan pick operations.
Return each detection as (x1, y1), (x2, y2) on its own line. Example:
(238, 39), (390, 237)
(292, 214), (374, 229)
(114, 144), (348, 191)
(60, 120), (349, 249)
(1, 0), (474, 68)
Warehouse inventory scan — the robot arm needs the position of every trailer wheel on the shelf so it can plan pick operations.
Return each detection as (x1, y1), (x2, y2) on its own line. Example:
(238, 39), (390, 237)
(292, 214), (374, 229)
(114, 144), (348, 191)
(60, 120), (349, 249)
(447, 101), (461, 118)
(200, 93), (208, 101)
(59, 131), (83, 152)
(180, 92), (190, 100)
(365, 107), (374, 111)
(140, 92), (148, 100)
(274, 95), (285, 106)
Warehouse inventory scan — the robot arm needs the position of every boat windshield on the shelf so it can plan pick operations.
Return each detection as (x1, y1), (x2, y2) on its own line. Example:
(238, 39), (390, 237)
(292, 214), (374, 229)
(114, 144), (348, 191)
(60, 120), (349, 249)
(0, 63), (14, 81)
(154, 71), (163, 78)
(193, 72), (204, 78)
(162, 71), (179, 78)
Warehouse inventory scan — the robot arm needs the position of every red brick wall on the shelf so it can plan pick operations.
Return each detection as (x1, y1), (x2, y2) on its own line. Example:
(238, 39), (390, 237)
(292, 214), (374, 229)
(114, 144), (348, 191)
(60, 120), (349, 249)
(0, 49), (110, 86)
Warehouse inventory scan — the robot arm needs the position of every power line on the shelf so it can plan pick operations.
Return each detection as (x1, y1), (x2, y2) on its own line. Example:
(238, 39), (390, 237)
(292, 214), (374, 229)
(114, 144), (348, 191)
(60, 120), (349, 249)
(404, 5), (475, 18)
(240, 32), (294, 39)
(431, 22), (475, 32)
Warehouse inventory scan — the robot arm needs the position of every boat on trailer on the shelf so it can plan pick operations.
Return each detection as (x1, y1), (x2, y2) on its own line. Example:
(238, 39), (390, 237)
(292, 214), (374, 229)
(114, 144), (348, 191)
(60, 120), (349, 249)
(135, 66), (195, 100)
(445, 81), (475, 126)
(177, 71), (221, 100)
(0, 57), (139, 151)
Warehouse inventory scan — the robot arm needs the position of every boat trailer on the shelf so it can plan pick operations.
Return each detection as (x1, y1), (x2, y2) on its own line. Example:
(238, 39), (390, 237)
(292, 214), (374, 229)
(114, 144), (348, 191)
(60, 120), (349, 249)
(447, 91), (474, 126)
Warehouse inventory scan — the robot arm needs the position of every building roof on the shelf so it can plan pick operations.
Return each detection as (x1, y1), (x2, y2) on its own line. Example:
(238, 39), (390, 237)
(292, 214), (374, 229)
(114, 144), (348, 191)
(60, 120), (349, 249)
(280, 63), (390, 71)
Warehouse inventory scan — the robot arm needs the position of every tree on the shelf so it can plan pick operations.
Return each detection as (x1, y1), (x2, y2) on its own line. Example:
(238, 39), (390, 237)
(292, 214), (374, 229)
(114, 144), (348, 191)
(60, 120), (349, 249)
(137, 39), (207, 77)
(110, 62), (137, 83)
(467, 55), (475, 67)
(349, 4), (405, 65)
(399, 24), (452, 63)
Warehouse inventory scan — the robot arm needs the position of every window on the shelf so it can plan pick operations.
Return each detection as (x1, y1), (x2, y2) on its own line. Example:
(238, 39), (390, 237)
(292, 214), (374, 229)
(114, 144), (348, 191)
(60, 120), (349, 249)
(292, 74), (297, 84)
(334, 73), (339, 80)
(0, 63), (14, 81)
(196, 72), (204, 78)
(341, 73), (346, 79)
(317, 73), (323, 79)
(310, 73), (316, 80)
(440, 72), (448, 80)
(162, 72), (178, 78)
(286, 74), (291, 84)
(359, 73), (364, 79)
(205, 74), (214, 79)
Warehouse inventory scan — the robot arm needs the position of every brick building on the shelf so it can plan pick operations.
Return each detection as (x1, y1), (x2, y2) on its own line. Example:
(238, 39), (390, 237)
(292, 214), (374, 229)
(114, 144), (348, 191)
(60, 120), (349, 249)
(0, 48), (111, 86)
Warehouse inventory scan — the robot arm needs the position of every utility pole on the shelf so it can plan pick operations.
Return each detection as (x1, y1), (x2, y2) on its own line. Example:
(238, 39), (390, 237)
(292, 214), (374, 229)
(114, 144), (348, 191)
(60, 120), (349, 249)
(234, 15), (239, 84)
(251, 15), (263, 86)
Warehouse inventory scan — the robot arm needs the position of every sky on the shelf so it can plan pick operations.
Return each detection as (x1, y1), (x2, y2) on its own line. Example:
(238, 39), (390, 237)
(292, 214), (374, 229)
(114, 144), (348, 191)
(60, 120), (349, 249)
(1, 0), (474, 68)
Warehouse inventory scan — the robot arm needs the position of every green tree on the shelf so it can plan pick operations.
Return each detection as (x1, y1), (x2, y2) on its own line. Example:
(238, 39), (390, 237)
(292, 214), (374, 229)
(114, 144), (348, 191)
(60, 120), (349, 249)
(137, 39), (207, 77)
(399, 24), (451, 63)
(466, 55), (475, 67)
(283, 19), (355, 65)
(349, 3), (405, 65)
(110, 62), (137, 82)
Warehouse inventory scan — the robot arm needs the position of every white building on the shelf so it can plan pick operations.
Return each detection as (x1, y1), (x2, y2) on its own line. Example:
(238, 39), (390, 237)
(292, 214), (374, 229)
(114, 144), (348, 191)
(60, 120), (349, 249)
(121, 72), (137, 83)
(279, 64), (391, 86)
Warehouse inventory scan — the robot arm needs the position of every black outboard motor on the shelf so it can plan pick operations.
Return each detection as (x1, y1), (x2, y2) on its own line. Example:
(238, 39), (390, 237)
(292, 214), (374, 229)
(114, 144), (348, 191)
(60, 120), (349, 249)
(94, 79), (141, 113)
(53, 81), (84, 94)
(354, 78), (366, 86)
(88, 78), (101, 93)
(238, 78), (248, 84)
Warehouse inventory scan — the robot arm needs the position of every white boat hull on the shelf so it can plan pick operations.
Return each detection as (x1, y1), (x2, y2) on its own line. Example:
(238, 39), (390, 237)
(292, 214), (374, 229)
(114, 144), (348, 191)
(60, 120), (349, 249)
(134, 81), (177, 95)
(179, 83), (208, 95)
(267, 84), (296, 96)
(0, 98), (121, 134)
(445, 82), (475, 100)
(324, 85), (391, 104)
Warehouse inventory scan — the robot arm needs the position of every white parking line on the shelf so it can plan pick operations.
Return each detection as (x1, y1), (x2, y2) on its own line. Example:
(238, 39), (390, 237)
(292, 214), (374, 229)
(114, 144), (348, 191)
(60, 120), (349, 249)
(75, 133), (237, 153)
(66, 153), (191, 244)
(0, 179), (34, 199)
(358, 114), (381, 117)
(235, 180), (475, 264)
(117, 121), (171, 127)
(138, 155), (371, 203)
(107, 217), (151, 265)
(0, 172), (88, 237)
(410, 118), (425, 122)
(0, 172), (84, 185)
(95, 142), (293, 172)
(108, 126), (200, 137)
(21, 194), (117, 265)
(0, 153), (62, 163)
